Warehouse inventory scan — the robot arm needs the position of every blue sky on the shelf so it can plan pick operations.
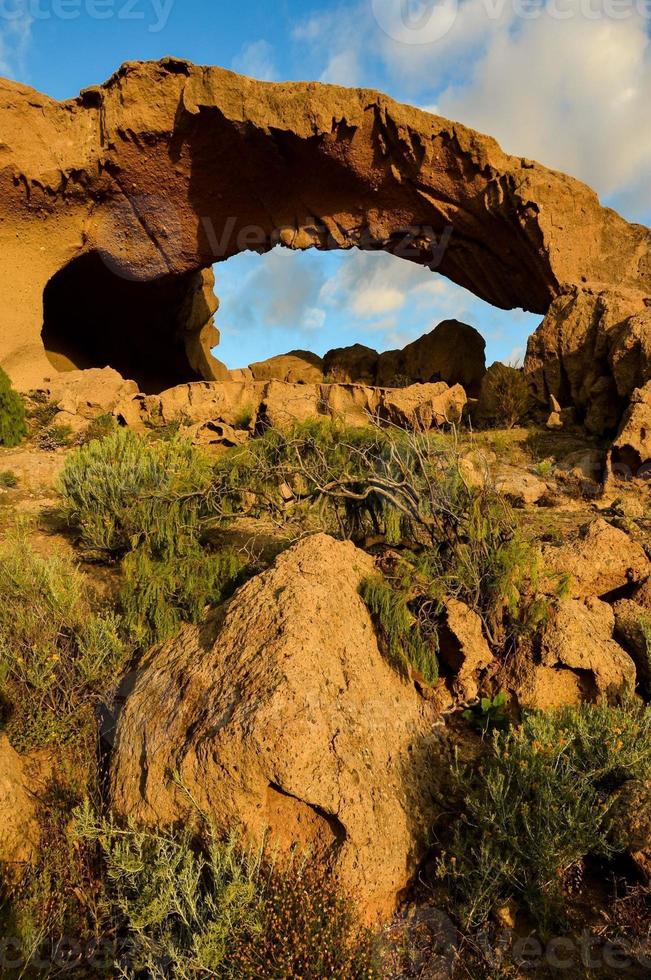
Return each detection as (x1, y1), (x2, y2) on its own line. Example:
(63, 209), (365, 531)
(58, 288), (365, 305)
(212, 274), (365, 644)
(3, 1), (650, 368)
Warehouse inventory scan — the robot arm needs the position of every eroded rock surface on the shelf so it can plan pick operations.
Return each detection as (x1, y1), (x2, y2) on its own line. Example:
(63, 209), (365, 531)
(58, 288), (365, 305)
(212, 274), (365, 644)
(0, 736), (41, 876)
(113, 378), (467, 438)
(110, 534), (446, 919)
(608, 381), (651, 481)
(542, 518), (649, 599)
(0, 58), (649, 426)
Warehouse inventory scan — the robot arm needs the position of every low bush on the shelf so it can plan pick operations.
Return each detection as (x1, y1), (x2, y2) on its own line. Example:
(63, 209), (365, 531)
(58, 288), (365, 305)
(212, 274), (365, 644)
(477, 362), (531, 429)
(2, 764), (109, 971)
(213, 418), (397, 540)
(361, 565), (441, 684)
(26, 394), (59, 430)
(0, 469), (18, 489)
(81, 412), (118, 444)
(0, 535), (126, 749)
(0, 366), (27, 447)
(59, 429), (215, 559)
(120, 547), (246, 647)
(437, 701), (651, 932)
(74, 806), (380, 979)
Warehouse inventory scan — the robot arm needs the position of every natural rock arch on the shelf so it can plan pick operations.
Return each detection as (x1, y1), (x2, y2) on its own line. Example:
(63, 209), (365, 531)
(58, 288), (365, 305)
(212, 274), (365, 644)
(0, 58), (649, 428)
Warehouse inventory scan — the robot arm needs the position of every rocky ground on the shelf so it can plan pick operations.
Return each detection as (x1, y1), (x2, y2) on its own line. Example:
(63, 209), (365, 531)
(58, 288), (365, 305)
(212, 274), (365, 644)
(0, 360), (650, 979)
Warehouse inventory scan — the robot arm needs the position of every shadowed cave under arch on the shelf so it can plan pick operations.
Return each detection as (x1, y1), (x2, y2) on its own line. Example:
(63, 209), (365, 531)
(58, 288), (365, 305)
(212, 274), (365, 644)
(41, 253), (207, 394)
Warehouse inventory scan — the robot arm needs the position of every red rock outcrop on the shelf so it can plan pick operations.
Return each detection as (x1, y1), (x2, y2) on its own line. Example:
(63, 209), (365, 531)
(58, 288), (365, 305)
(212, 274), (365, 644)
(109, 534), (446, 920)
(0, 59), (649, 426)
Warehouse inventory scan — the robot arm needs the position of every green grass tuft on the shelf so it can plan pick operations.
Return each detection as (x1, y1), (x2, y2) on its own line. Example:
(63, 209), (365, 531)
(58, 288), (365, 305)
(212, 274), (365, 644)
(0, 366), (27, 447)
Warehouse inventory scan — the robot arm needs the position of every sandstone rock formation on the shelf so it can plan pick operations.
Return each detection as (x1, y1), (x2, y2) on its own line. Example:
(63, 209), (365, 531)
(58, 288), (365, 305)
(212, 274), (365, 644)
(324, 344), (379, 385)
(37, 367), (138, 423)
(502, 597), (637, 710)
(113, 378), (466, 437)
(0, 736), (42, 876)
(437, 599), (494, 702)
(0, 59), (649, 430)
(542, 518), (649, 599)
(613, 598), (651, 688)
(248, 351), (324, 385)
(376, 320), (486, 395)
(525, 286), (651, 435)
(608, 780), (651, 882)
(109, 534), (446, 919)
(494, 466), (549, 507)
(379, 382), (466, 430)
(608, 381), (651, 480)
(538, 597), (637, 701)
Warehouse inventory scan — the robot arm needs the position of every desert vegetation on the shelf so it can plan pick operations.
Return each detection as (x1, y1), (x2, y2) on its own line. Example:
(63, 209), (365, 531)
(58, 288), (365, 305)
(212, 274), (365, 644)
(0, 363), (650, 978)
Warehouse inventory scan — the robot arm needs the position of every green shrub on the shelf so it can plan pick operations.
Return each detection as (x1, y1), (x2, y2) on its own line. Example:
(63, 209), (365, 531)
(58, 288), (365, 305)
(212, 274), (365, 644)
(0, 535), (126, 748)
(26, 394), (59, 430)
(59, 429), (214, 559)
(361, 568), (440, 684)
(74, 806), (380, 979)
(1, 766), (109, 969)
(437, 702), (651, 932)
(477, 362), (530, 429)
(120, 547), (246, 647)
(0, 469), (18, 489)
(233, 405), (254, 430)
(213, 418), (397, 539)
(0, 366), (27, 447)
(82, 412), (118, 444)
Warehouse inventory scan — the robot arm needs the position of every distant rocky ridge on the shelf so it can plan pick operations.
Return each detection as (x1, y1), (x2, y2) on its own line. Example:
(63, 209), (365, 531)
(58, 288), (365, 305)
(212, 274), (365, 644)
(231, 318), (486, 394)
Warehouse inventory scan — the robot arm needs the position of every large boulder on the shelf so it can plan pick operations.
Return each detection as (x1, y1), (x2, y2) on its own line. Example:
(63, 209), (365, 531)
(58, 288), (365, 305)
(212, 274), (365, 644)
(379, 383), (466, 430)
(36, 367), (138, 418)
(249, 351), (324, 385)
(608, 780), (651, 882)
(608, 381), (651, 481)
(525, 286), (651, 436)
(110, 534), (445, 920)
(613, 598), (651, 688)
(258, 381), (321, 428)
(538, 597), (636, 702)
(494, 466), (549, 507)
(542, 518), (649, 599)
(0, 736), (41, 877)
(376, 321), (486, 396)
(437, 599), (494, 701)
(319, 383), (382, 426)
(504, 597), (637, 709)
(323, 344), (379, 385)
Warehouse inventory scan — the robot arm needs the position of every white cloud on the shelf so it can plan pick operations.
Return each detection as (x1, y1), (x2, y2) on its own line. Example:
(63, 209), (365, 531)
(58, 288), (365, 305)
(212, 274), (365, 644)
(216, 247), (329, 335)
(232, 39), (277, 81)
(291, 1), (651, 223)
(0, 3), (33, 76)
(292, 6), (373, 85)
(304, 307), (327, 330)
(436, 6), (651, 210)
